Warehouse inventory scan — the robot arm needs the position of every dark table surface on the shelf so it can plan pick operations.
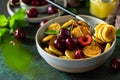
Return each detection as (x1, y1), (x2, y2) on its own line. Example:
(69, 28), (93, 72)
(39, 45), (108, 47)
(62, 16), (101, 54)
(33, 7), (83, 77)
(0, 0), (120, 80)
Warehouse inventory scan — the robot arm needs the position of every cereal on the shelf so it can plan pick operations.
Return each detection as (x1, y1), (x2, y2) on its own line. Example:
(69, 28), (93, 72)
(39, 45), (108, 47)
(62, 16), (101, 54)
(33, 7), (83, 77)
(41, 20), (116, 60)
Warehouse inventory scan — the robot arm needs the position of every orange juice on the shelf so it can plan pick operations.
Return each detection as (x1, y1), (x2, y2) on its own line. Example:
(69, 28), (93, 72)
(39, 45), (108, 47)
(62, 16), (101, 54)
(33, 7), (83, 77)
(90, 0), (117, 18)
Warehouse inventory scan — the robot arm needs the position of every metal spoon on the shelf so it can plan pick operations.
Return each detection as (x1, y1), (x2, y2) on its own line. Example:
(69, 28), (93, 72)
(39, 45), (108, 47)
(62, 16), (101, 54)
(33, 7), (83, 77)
(46, 0), (90, 26)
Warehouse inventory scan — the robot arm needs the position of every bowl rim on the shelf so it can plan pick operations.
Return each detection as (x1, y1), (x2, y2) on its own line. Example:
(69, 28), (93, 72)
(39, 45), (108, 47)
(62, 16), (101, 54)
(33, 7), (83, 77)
(35, 15), (116, 62)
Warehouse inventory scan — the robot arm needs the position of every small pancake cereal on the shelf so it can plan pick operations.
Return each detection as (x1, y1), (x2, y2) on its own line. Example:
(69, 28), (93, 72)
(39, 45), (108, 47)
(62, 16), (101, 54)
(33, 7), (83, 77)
(41, 19), (116, 60)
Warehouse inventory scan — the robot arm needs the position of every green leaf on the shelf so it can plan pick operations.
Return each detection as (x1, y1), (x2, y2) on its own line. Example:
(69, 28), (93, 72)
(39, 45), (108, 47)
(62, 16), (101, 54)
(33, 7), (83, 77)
(1, 42), (33, 72)
(0, 28), (10, 42)
(14, 8), (26, 19)
(0, 28), (9, 37)
(68, 8), (77, 14)
(0, 15), (8, 27)
(116, 29), (120, 37)
(45, 30), (58, 35)
(9, 8), (28, 32)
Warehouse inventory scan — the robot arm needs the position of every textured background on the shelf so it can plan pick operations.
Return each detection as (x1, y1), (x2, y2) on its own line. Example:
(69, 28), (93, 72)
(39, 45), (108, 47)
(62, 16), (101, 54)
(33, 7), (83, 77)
(0, 0), (120, 80)
(0, 0), (9, 16)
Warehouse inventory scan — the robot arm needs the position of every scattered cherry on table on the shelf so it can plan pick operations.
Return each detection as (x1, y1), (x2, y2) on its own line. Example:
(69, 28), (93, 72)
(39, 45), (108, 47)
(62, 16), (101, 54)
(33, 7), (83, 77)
(14, 28), (25, 39)
(39, 19), (48, 27)
(110, 58), (120, 71)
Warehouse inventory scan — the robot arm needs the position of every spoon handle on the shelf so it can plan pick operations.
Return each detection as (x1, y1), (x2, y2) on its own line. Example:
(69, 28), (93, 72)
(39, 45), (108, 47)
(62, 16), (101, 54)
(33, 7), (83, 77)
(46, 0), (85, 21)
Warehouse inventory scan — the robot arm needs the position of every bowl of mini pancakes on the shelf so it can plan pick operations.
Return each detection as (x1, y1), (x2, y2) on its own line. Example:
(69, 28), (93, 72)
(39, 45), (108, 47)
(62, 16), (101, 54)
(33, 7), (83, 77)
(35, 15), (116, 73)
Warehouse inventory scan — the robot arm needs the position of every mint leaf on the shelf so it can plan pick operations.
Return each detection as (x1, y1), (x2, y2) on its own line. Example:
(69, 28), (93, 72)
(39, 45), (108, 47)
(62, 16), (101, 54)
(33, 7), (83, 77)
(0, 15), (8, 27)
(14, 8), (26, 19)
(45, 30), (58, 35)
(116, 29), (120, 37)
(0, 28), (10, 42)
(68, 8), (77, 14)
(9, 8), (28, 32)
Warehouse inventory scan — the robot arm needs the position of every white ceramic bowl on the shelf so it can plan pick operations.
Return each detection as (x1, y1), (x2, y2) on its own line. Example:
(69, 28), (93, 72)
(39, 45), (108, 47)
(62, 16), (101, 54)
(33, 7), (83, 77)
(20, 0), (67, 13)
(35, 15), (116, 73)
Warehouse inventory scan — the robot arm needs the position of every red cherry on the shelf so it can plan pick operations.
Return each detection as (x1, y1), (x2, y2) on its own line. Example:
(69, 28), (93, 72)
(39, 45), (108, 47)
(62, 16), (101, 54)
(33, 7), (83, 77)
(39, 19), (48, 27)
(66, 38), (78, 50)
(75, 49), (84, 59)
(58, 28), (70, 39)
(14, 28), (25, 39)
(22, 0), (31, 5)
(41, 0), (48, 5)
(31, 0), (40, 6)
(54, 38), (66, 52)
(78, 35), (92, 46)
(110, 58), (120, 70)
(48, 5), (58, 15)
(27, 8), (38, 18)
(10, 0), (19, 6)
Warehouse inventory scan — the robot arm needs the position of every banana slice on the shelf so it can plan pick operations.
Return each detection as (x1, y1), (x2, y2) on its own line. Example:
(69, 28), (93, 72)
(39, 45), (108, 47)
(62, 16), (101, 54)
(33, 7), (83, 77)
(44, 47), (55, 56)
(65, 50), (75, 59)
(94, 23), (107, 38)
(104, 43), (111, 52)
(97, 25), (106, 42)
(94, 42), (104, 51)
(83, 45), (101, 58)
(47, 23), (61, 32)
(102, 25), (116, 42)
(59, 56), (69, 59)
(78, 21), (90, 27)
(49, 37), (63, 56)
(72, 26), (84, 38)
(42, 35), (55, 42)
(62, 19), (75, 27)
(92, 36), (105, 44)
(80, 26), (92, 35)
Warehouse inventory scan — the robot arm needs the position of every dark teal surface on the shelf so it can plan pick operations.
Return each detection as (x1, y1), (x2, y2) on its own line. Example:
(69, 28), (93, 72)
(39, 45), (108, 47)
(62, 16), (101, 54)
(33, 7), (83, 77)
(0, 0), (120, 80)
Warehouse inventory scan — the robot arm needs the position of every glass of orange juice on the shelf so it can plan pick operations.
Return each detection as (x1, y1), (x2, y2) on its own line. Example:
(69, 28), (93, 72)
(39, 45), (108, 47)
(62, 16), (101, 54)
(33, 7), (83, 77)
(90, 0), (117, 18)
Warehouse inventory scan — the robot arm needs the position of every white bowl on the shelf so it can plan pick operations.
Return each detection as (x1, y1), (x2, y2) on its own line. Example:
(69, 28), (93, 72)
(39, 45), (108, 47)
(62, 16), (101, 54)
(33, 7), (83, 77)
(20, 0), (67, 13)
(35, 15), (116, 73)
(7, 0), (67, 23)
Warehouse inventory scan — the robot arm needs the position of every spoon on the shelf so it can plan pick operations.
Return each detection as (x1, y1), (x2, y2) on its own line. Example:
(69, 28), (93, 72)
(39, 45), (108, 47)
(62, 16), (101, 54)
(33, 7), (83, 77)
(45, 0), (90, 27)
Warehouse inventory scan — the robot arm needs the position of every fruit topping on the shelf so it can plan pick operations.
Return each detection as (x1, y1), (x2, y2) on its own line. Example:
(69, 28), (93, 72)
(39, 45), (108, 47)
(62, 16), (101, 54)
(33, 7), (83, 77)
(49, 37), (63, 56)
(110, 58), (120, 70)
(41, 0), (48, 5)
(75, 49), (84, 59)
(39, 19), (48, 27)
(54, 37), (66, 52)
(94, 23), (116, 42)
(31, 0), (40, 6)
(14, 28), (25, 39)
(104, 43), (111, 52)
(47, 23), (60, 32)
(22, 0), (31, 5)
(78, 35), (92, 46)
(27, 8), (38, 18)
(48, 5), (58, 15)
(66, 38), (78, 50)
(102, 25), (116, 42)
(42, 35), (55, 42)
(22, 0), (48, 6)
(72, 26), (84, 38)
(41, 20), (116, 60)
(10, 0), (20, 6)
(58, 28), (70, 39)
